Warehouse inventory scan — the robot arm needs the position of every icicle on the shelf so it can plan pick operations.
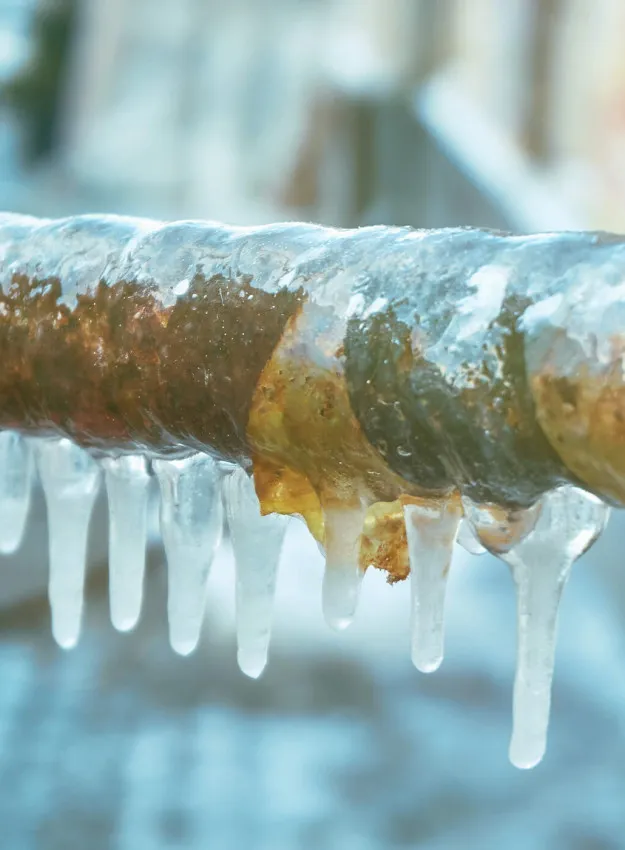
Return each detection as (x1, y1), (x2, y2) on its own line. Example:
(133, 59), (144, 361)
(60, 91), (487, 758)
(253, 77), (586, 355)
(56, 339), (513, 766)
(403, 498), (462, 673)
(456, 519), (486, 555)
(153, 454), (222, 656)
(35, 438), (101, 649)
(321, 504), (367, 631)
(102, 455), (151, 632)
(500, 486), (610, 769)
(222, 467), (288, 679)
(0, 431), (33, 555)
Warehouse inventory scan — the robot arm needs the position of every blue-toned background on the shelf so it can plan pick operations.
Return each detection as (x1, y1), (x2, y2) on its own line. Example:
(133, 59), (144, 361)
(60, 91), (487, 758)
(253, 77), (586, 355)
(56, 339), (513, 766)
(1, 2), (625, 847)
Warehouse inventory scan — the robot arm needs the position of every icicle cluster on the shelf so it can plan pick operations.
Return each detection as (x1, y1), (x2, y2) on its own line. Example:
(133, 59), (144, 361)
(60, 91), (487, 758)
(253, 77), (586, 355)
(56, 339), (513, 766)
(0, 429), (613, 769)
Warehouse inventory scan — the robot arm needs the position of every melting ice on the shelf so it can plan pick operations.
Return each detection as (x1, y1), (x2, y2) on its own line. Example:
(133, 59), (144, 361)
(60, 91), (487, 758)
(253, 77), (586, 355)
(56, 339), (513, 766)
(403, 499), (462, 673)
(499, 487), (610, 769)
(321, 504), (367, 631)
(0, 428), (615, 769)
(35, 438), (101, 649)
(223, 466), (288, 678)
(154, 454), (223, 656)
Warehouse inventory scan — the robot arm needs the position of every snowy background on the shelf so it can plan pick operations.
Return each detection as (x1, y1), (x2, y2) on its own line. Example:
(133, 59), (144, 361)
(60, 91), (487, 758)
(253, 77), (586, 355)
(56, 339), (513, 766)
(1, 1), (625, 848)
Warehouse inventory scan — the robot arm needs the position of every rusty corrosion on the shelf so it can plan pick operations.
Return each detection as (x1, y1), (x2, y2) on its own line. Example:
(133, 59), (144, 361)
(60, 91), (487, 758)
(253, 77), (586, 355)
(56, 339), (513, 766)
(2, 213), (625, 580)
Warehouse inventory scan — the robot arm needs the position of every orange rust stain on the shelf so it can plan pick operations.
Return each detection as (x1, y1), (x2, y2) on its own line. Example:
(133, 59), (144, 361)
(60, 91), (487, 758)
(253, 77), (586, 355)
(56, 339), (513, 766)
(247, 299), (426, 580)
(358, 500), (410, 583)
(531, 359), (625, 505)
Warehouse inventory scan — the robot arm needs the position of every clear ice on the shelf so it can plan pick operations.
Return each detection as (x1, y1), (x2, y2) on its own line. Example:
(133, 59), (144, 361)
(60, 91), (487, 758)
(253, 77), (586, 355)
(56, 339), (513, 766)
(501, 486), (610, 769)
(154, 454), (223, 656)
(321, 504), (367, 631)
(35, 439), (102, 649)
(102, 455), (151, 632)
(456, 519), (486, 556)
(222, 466), (289, 679)
(462, 496), (542, 555)
(0, 430), (33, 555)
(403, 499), (462, 673)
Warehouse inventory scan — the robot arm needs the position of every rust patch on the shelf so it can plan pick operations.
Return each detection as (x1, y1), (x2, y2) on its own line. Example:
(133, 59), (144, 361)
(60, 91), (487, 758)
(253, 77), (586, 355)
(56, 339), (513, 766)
(359, 501), (410, 583)
(0, 272), (304, 456)
(247, 297), (427, 580)
(531, 360), (625, 506)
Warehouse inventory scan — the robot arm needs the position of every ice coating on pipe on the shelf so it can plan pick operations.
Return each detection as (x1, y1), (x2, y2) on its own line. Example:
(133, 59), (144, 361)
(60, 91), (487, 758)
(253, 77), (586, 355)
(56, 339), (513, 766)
(403, 499), (462, 673)
(1, 212), (625, 767)
(35, 438), (101, 649)
(102, 454), (151, 632)
(0, 430), (33, 554)
(222, 466), (288, 679)
(501, 486), (610, 769)
(154, 454), (223, 656)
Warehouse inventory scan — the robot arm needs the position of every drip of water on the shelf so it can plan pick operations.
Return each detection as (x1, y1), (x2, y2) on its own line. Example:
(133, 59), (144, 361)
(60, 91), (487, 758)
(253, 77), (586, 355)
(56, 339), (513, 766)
(102, 455), (151, 632)
(403, 499), (462, 672)
(456, 519), (486, 556)
(321, 504), (367, 631)
(0, 431), (34, 555)
(462, 496), (541, 554)
(500, 486), (610, 769)
(154, 454), (223, 656)
(223, 467), (288, 679)
(35, 439), (101, 649)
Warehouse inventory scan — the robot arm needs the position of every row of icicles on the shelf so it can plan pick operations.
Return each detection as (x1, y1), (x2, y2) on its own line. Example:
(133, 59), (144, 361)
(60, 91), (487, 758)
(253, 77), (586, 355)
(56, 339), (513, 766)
(0, 430), (611, 770)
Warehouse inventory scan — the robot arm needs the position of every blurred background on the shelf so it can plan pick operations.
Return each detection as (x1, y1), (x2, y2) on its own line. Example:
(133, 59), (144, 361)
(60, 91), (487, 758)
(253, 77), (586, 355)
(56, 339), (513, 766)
(2, 0), (625, 848)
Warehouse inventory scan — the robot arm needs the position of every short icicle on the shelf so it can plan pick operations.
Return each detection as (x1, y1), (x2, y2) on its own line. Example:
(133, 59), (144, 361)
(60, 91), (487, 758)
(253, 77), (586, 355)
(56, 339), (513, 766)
(0, 431), (34, 555)
(223, 466), (288, 679)
(154, 454), (223, 656)
(35, 438), (102, 649)
(501, 486), (610, 770)
(102, 455), (151, 632)
(403, 498), (462, 673)
(321, 503), (368, 632)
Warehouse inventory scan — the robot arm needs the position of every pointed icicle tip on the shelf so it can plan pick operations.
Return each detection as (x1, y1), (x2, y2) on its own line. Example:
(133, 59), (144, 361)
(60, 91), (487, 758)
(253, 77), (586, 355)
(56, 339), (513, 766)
(237, 649), (267, 680)
(154, 453), (223, 656)
(461, 496), (541, 555)
(502, 486), (610, 770)
(403, 498), (462, 674)
(321, 504), (367, 632)
(35, 438), (101, 650)
(223, 466), (288, 679)
(102, 454), (151, 633)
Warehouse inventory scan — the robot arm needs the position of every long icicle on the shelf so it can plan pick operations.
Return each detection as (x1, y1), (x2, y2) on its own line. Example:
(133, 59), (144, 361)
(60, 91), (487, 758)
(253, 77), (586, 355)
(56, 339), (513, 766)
(102, 455), (151, 632)
(35, 439), (101, 649)
(0, 430), (33, 555)
(154, 454), (223, 656)
(403, 498), (462, 673)
(501, 486), (610, 769)
(223, 466), (289, 679)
